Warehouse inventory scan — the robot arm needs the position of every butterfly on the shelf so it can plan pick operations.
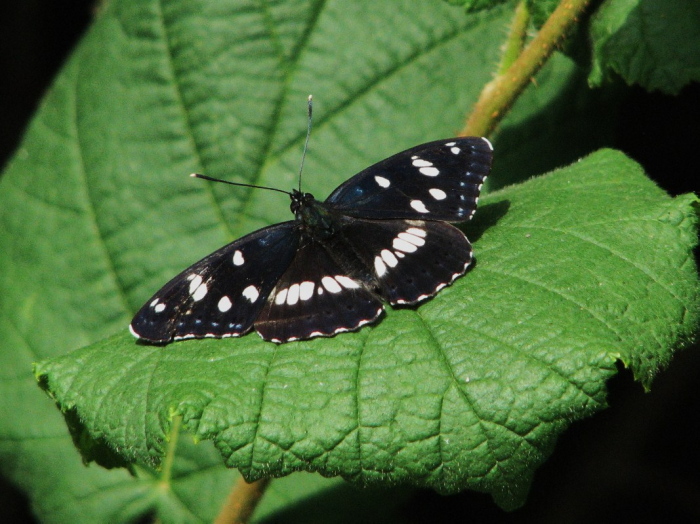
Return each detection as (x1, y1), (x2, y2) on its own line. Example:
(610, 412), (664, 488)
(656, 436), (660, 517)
(130, 136), (493, 344)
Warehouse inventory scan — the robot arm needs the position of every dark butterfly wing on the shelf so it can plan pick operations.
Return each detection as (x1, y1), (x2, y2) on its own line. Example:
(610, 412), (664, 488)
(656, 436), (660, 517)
(325, 137), (492, 222)
(255, 239), (383, 343)
(336, 217), (473, 305)
(130, 222), (300, 342)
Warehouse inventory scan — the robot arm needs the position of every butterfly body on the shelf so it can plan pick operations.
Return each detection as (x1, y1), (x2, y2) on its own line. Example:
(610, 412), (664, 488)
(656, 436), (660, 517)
(130, 137), (493, 344)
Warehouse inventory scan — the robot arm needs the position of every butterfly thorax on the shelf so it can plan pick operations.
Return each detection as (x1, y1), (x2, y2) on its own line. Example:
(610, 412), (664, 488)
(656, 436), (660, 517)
(290, 189), (338, 241)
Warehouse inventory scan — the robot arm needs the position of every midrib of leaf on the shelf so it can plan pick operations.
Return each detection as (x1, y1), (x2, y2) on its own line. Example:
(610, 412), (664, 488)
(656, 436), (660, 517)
(154, 0), (232, 240)
(351, 330), (369, 479)
(412, 311), (529, 482)
(230, 0), (327, 233)
(159, 414), (181, 487)
(247, 343), (280, 470)
(411, 313), (449, 477)
(71, 58), (133, 317)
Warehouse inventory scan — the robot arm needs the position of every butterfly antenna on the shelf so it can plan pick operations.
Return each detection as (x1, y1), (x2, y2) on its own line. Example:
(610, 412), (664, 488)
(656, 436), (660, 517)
(298, 95), (313, 193)
(190, 174), (291, 196)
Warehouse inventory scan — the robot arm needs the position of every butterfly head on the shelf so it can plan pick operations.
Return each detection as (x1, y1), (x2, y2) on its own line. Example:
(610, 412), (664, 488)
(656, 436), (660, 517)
(290, 189), (317, 217)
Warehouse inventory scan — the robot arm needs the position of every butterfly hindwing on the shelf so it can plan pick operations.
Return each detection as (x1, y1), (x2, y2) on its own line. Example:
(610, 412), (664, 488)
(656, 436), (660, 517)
(337, 217), (473, 305)
(255, 239), (383, 343)
(325, 137), (492, 222)
(130, 222), (300, 342)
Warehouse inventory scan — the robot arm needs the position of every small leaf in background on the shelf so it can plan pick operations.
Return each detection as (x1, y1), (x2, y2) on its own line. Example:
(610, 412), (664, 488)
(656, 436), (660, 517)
(36, 149), (700, 510)
(589, 0), (700, 94)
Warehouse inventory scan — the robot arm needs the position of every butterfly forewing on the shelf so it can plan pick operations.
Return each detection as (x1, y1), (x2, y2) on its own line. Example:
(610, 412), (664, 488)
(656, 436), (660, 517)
(325, 137), (492, 222)
(130, 222), (300, 342)
(255, 240), (383, 343)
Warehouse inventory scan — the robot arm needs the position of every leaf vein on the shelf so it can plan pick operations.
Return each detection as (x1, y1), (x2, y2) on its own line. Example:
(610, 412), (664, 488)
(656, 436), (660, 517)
(154, 0), (232, 239)
(248, 345), (279, 472)
(70, 64), (133, 316)
(233, 0), (328, 228)
(481, 266), (627, 345)
(510, 223), (686, 305)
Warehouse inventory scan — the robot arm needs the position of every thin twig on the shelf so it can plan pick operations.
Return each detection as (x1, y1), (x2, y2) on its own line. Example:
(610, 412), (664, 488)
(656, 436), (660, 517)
(214, 477), (272, 524)
(462, 0), (591, 137)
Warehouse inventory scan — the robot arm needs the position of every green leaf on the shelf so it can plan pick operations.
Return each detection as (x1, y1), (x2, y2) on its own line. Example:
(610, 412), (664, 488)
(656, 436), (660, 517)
(589, 0), (700, 94)
(0, 0), (514, 521)
(35, 149), (700, 511)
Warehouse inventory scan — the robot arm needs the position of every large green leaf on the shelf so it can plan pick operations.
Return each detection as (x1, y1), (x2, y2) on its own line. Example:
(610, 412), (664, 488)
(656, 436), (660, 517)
(0, 0), (518, 521)
(36, 149), (700, 511)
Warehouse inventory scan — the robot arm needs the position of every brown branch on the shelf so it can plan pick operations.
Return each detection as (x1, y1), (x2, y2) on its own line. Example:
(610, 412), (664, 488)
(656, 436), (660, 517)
(214, 477), (272, 524)
(462, 0), (591, 137)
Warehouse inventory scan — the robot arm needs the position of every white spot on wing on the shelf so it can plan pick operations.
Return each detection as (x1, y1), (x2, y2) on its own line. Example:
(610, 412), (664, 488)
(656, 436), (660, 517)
(242, 285), (260, 303)
(406, 227), (426, 237)
(322, 276), (342, 293)
(381, 249), (398, 267)
(299, 281), (314, 301)
(450, 146), (461, 155)
(192, 282), (208, 301)
(393, 237), (417, 253)
(445, 141), (456, 146)
(399, 231), (425, 246)
(419, 167), (440, 177)
(218, 296), (232, 312)
(275, 288), (288, 305)
(150, 298), (160, 307)
(374, 175), (390, 188)
(233, 250), (245, 266)
(189, 275), (203, 294)
(154, 303), (166, 313)
(287, 283), (300, 305)
(410, 200), (429, 213)
(429, 188), (447, 200)
(412, 158), (433, 167)
(374, 256), (387, 277)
